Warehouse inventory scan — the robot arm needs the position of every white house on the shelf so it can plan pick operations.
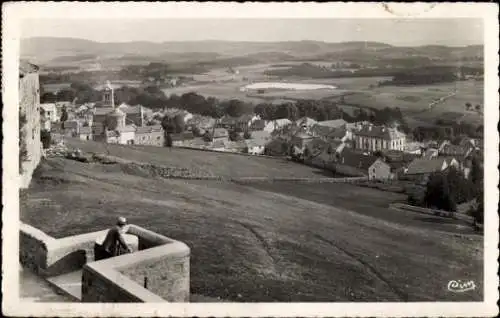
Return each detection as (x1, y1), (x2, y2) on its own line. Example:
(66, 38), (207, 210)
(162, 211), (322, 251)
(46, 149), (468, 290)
(263, 118), (292, 133)
(40, 103), (58, 122)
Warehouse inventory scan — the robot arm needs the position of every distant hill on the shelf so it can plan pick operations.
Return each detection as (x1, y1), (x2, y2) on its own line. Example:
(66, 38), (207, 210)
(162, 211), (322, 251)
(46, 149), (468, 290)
(21, 37), (484, 68)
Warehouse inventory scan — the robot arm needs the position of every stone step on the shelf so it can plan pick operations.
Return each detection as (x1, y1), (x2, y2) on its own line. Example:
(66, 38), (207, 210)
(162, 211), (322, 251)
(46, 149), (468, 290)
(46, 270), (83, 301)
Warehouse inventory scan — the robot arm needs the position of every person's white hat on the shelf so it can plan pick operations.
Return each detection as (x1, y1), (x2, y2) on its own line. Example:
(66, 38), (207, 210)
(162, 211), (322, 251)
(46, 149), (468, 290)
(117, 217), (127, 226)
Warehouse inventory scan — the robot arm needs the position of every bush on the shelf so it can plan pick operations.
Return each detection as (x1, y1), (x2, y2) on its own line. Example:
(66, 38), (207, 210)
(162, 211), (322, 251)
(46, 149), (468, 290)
(243, 131), (252, 139)
(40, 129), (52, 149)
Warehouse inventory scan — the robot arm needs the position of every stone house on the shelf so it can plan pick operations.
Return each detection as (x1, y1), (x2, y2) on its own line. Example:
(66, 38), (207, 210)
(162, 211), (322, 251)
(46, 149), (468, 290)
(135, 125), (164, 147)
(335, 149), (392, 180)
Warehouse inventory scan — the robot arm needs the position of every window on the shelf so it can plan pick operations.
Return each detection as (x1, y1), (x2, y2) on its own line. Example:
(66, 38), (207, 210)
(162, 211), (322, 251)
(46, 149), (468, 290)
(157, 136), (161, 140)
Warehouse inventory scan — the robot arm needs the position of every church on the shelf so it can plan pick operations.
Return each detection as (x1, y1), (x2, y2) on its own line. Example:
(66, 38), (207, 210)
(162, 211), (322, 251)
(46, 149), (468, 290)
(91, 81), (137, 145)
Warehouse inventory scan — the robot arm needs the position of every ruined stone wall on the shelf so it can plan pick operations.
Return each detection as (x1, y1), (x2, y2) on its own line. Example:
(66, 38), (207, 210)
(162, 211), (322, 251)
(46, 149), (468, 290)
(19, 71), (42, 188)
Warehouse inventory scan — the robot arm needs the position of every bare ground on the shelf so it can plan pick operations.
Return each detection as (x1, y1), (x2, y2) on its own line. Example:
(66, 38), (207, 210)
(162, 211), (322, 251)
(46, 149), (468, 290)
(21, 157), (483, 302)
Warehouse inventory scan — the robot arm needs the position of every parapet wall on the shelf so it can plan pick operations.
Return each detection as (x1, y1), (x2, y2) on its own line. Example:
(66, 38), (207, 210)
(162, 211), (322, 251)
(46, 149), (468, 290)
(20, 223), (190, 302)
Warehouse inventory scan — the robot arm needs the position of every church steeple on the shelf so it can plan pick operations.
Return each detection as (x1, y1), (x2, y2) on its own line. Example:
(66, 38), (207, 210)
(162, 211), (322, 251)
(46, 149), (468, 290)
(103, 81), (115, 108)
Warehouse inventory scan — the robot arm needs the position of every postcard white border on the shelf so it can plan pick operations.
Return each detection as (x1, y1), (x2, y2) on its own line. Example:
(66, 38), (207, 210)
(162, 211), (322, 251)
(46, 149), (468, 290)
(2, 2), (499, 317)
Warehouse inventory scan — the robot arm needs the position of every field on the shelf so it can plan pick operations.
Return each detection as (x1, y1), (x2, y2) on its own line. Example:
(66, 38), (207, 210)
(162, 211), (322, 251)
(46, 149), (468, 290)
(21, 156), (483, 302)
(64, 138), (332, 178)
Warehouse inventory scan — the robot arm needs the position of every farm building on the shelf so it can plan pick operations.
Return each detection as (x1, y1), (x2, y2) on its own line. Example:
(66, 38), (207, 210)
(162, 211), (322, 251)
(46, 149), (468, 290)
(335, 149), (391, 180)
(403, 157), (459, 184)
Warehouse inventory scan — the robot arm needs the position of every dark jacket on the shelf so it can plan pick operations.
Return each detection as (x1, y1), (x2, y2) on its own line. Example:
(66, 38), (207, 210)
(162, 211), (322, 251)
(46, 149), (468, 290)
(101, 226), (129, 256)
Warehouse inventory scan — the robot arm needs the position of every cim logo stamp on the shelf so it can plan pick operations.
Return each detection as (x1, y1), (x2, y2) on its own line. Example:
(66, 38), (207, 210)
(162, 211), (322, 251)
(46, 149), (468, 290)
(447, 280), (476, 293)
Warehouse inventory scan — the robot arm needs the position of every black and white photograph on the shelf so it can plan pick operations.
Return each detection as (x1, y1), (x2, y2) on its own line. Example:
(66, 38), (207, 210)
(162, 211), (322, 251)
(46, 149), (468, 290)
(2, 2), (499, 317)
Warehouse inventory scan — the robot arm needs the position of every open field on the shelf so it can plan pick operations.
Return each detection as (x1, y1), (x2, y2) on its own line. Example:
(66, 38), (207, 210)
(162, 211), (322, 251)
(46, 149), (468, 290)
(64, 138), (331, 178)
(21, 157), (483, 302)
(343, 80), (483, 113)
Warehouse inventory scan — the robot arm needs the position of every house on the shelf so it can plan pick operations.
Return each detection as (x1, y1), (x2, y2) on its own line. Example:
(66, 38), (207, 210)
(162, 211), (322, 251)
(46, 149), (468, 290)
(296, 117), (318, 130)
(170, 131), (195, 146)
(291, 132), (315, 150)
(245, 131), (272, 155)
(306, 139), (345, 169)
(353, 124), (406, 152)
(380, 149), (420, 179)
(422, 148), (439, 159)
(439, 144), (473, 158)
(78, 126), (93, 141)
(212, 128), (229, 142)
(55, 101), (73, 113)
(224, 140), (248, 153)
(93, 107), (115, 125)
(250, 119), (266, 131)
(311, 119), (347, 138)
(404, 141), (424, 155)
(118, 105), (147, 127)
(263, 118), (292, 133)
(135, 125), (164, 147)
(245, 139), (266, 155)
(335, 149), (392, 180)
(164, 108), (193, 124)
(62, 120), (80, 136)
(105, 125), (136, 145)
(404, 157), (459, 183)
(40, 103), (58, 122)
(326, 127), (351, 143)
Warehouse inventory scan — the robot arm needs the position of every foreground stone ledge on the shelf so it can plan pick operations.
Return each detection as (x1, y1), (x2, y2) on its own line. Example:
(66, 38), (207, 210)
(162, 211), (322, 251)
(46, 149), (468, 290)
(20, 223), (190, 302)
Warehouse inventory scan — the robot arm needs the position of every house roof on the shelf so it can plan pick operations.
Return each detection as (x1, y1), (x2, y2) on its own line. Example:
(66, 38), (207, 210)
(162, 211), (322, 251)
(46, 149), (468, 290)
(79, 126), (92, 134)
(213, 128), (229, 138)
(135, 125), (163, 134)
(405, 158), (447, 175)
(40, 103), (57, 111)
(316, 119), (347, 129)
(250, 119), (266, 130)
(121, 105), (144, 114)
(296, 117), (318, 127)
(355, 124), (406, 140)
(339, 149), (380, 171)
(117, 125), (136, 133)
(170, 131), (195, 141)
(440, 144), (469, 156)
(93, 107), (115, 116)
(327, 127), (348, 140)
(380, 149), (419, 163)
(293, 132), (314, 140)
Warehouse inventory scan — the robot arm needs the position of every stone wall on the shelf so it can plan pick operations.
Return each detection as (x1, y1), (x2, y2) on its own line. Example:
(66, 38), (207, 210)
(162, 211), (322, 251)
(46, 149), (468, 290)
(19, 223), (108, 277)
(19, 223), (55, 275)
(21, 223), (190, 302)
(19, 68), (42, 189)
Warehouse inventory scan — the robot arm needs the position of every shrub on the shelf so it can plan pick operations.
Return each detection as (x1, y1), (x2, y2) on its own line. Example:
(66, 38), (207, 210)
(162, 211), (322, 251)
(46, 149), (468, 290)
(40, 129), (52, 149)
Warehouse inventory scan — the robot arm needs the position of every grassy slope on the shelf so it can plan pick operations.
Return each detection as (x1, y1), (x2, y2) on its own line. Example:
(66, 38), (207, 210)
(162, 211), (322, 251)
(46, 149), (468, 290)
(64, 138), (333, 178)
(21, 157), (483, 302)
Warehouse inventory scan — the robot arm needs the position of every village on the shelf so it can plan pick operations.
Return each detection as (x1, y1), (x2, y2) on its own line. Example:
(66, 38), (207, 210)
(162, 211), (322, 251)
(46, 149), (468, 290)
(39, 80), (482, 186)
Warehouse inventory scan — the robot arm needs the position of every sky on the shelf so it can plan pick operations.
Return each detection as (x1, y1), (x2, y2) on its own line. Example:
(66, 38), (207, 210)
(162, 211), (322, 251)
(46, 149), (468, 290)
(21, 18), (483, 47)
